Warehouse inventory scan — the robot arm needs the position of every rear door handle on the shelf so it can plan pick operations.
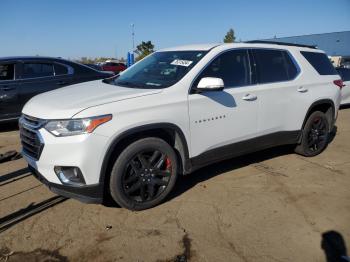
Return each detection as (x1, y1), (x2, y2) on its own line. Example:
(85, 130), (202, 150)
(242, 94), (257, 101)
(57, 81), (67, 86)
(297, 86), (308, 93)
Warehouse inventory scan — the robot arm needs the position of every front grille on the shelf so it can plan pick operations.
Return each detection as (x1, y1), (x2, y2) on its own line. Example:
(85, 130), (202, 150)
(19, 115), (46, 160)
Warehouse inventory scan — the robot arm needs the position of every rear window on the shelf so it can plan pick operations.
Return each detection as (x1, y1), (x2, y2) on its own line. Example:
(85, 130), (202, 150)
(336, 68), (350, 81)
(252, 49), (298, 84)
(301, 51), (337, 75)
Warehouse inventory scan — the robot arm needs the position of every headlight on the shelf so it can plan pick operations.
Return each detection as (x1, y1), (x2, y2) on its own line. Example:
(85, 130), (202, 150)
(44, 114), (112, 137)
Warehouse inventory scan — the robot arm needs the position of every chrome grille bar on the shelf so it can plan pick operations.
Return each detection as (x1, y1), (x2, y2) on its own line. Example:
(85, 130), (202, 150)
(19, 115), (46, 160)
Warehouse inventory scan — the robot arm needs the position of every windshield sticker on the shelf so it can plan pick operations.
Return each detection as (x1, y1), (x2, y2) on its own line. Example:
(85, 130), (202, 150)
(146, 82), (162, 86)
(171, 59), (193, 67)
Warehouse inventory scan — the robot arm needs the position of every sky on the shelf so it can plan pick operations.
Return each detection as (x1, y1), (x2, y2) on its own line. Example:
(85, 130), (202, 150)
(1, 0), (350, 59)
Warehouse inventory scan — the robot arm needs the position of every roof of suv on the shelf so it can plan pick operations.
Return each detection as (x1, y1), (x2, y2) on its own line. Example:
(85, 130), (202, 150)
(159, 44), (221, 52)
(158, 42), (321, 52)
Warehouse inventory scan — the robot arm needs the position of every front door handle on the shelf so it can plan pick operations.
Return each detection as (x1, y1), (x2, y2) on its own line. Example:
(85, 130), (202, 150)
(297, 86), (308, 93)
(0, 86), (15, 91)
(242, 94), (257, 101)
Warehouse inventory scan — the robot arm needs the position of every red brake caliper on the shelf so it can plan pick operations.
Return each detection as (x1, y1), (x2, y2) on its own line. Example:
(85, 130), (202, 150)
(165, 157), (172, 172)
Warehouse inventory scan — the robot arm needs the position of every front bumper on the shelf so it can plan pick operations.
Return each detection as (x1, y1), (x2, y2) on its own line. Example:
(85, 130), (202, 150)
(19, 114), (112, 204)
(20, 126), (109, 185)
(28, 165), (103, 203)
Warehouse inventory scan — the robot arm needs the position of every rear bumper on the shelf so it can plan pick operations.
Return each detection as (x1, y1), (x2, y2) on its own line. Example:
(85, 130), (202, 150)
(28, 165), (103, 204)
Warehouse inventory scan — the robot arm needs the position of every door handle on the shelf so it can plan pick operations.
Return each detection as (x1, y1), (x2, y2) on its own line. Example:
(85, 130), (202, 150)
(297, 86), (308, 93)
(57, 81), (67, 86)
(242, 94), (257, 101)
(0, 86), (15, 91)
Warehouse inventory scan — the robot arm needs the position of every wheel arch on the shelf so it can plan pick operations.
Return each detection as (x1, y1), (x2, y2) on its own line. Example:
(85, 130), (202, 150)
(99, 123), (190, 199)
(301, 99), (336, 133)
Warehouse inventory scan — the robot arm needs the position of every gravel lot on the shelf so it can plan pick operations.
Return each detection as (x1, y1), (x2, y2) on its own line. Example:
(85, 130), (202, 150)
(1, 108), (350, 262)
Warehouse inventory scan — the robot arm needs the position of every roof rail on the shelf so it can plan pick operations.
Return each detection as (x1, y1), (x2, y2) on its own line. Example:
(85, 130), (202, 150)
(245, 40), (317, 49)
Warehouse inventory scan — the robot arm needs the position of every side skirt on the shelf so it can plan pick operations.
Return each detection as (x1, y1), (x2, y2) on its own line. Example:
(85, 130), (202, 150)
(187, 130), (301, 173)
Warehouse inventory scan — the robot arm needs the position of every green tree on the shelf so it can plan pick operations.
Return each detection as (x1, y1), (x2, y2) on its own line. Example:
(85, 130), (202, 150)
(223, 28), (236, 43)
(135, 41), (155, 61)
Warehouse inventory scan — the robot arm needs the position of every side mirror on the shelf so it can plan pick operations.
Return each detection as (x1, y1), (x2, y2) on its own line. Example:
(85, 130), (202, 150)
(195, 77), (224, 92)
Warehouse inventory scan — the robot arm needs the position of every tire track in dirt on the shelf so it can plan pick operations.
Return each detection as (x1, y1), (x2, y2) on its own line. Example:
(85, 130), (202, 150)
(253, 162), (321, 233)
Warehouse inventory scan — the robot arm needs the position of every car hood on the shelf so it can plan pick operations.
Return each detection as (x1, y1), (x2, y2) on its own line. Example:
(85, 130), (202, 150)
(22, 80), (162, 119)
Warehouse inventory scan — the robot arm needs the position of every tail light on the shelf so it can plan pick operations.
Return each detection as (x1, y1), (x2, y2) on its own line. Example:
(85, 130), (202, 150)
(333, 79), (345, 89)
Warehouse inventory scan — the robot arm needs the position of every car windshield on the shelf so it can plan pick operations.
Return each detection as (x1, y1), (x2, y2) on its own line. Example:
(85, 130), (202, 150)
(111, 51), (207, 89)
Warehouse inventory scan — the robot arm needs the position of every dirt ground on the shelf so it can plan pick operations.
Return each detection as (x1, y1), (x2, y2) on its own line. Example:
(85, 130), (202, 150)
(1, 109), (350, 262)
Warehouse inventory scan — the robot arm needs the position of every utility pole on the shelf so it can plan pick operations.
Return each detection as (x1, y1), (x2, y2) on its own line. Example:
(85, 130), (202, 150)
(131, 23), (135, 54)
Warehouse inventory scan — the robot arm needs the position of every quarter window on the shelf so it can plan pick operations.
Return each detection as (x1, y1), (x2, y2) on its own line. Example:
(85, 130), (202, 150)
(0, 64), (15, 81)
(252, 49), (298, 84)
(301, 51), (337, 75)
(22, 63), (54, 79)
(194, 50), (251, 88)
(54, 64), (68, 75)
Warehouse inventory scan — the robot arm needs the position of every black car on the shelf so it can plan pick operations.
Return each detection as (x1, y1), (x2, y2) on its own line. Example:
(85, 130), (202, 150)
(0, 57), (113, 122)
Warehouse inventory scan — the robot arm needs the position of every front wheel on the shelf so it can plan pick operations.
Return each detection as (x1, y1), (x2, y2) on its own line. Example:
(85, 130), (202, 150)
(109, 137), (178, 210)
(295, 111), (330, 157)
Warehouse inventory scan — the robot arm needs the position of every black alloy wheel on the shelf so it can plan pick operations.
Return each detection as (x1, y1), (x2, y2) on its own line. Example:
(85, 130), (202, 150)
(122, 150), (172, 202)
(306, 116), (328, 152)
(295, 111), (330, 157)
(109, 137), (178, 210)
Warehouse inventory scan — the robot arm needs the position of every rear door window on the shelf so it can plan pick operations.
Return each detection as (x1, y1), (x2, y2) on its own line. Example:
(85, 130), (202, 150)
(22, 63), (54, 79)
(0, 64), (15, 81)
(283, 52), (298, 80)
(252, 49), (298, 84)
(301, 51), (337, 75)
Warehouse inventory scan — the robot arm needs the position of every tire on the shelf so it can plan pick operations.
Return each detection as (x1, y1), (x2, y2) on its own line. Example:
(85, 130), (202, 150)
(109, 137), (178, 210)
(295, 111), (330, 157)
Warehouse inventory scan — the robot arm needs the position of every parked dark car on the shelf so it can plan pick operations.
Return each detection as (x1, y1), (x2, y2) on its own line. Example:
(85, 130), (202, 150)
(336, 67), (350, 80)
(101, 62), (126, 74)
(0, 57), (113, 122)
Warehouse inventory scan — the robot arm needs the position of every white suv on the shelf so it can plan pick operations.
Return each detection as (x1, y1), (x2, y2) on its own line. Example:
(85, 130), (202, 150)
(20, 42), (343, 210)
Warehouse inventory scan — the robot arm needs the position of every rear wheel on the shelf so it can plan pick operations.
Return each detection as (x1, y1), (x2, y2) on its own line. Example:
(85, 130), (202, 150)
(295, 111), (330, 157)
(109, 137), (178, 210)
